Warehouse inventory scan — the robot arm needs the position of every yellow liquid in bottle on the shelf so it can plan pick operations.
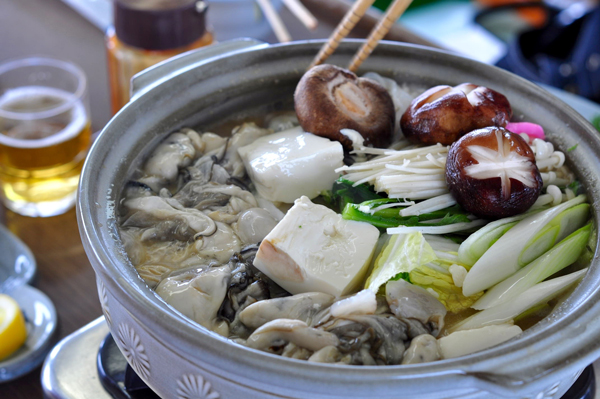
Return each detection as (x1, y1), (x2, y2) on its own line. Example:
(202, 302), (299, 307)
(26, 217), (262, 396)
(106, 29), (214, 114)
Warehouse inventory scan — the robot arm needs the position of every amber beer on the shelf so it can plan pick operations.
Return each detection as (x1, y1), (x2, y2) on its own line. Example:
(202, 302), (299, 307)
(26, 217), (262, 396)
(0, 86), (91, 217)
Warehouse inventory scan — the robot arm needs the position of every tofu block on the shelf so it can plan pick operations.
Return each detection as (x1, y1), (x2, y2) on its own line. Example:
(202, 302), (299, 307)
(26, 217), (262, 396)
(438, 324), (522, 359)
(237, 127), (344, 203)
(253, 196), (380, 297)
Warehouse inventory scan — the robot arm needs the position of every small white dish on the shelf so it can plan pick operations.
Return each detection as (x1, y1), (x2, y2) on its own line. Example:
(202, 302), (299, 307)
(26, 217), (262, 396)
(0, 284), (57, 383)
(0, 223), (36, 293)
(0, 224), (57, 383)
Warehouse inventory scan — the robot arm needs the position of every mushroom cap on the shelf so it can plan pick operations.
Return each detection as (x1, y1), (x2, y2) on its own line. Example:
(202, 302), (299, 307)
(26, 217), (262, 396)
(401, 83), (512, 146)
(445, 126), (543, 219)
(294, 64), (395, 150)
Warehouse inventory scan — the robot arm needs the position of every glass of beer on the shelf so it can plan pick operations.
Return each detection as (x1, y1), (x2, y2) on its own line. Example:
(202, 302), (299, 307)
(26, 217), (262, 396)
(0, 58), (91, 217)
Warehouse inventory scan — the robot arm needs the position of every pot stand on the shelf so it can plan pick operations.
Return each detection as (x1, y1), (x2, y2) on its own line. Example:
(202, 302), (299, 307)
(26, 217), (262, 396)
(97, 332), (159, 399)
(41, 317), (596, 399)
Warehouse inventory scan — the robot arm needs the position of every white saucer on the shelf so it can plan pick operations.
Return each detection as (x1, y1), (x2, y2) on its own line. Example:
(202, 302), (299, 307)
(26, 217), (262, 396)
(0, 224), (57, 383)
(0, 284), (57, 383)
(0, 223), (36, 293)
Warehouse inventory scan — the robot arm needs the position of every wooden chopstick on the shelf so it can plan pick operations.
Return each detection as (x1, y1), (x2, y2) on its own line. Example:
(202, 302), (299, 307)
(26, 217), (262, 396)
(282, 0), (318, 31)
(347, 0), (413, 72)
(301, 0), (442, 49)
(256, 0), (293, 43)
(309, 0), (376, 69)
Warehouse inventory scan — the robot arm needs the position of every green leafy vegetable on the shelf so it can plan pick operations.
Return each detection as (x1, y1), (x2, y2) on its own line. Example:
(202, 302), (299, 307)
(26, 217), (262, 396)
(433, 213), (472, 226)
(364, 233), (478, 313)
(323, 177), (382, 212)
(409, 266), (482, 313)
(342, 203), (408, 228)
(342, 201), (470, 229)
(567, 144), (578, 152)
(568, 180), (583, 195)
(324, 179), (473, 230)
(592, 115), (600, 132)
(390, 272), (410, 283)
(423, 234), (463, 269)
(365, 232), (436, 293)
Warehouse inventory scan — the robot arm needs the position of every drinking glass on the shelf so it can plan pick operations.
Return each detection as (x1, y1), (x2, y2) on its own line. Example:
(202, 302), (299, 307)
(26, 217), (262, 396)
(0, 58), (91, 217)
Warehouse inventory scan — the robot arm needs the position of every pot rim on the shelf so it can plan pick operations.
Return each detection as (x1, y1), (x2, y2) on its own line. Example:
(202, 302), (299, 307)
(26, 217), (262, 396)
(77, 39), (600, 394)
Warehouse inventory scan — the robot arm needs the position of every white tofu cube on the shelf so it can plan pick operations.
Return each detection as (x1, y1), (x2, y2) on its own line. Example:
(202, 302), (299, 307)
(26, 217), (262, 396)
(253, 196), (380, 297)
(237, 127), (344, 203)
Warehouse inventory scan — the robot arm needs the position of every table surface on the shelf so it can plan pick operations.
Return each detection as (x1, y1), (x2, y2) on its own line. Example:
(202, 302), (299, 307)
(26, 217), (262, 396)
(0, 1), (427, 397)
(1, 1), (109, 396)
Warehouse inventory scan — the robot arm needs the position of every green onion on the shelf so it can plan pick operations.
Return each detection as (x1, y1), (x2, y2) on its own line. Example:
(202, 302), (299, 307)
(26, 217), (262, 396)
(457, 212), (538, 266)
(462, 195), (588, 296)
(452, 269), (587, 332)
(473, 224), (591, 310)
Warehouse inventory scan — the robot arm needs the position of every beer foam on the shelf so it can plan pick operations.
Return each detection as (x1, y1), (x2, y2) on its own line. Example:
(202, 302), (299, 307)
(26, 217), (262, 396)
(0, 86), (88, 149)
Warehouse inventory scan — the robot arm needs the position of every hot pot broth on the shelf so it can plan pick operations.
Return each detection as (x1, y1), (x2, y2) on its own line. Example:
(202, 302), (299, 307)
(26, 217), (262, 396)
(117, 71), (591, 365)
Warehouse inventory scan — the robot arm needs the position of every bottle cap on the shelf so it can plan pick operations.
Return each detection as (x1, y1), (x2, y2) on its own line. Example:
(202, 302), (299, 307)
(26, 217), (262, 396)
(114, 0), (208, 50)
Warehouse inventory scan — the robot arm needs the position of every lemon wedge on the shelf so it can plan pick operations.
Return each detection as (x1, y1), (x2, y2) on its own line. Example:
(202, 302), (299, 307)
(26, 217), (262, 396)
(0, 294), (27, 361)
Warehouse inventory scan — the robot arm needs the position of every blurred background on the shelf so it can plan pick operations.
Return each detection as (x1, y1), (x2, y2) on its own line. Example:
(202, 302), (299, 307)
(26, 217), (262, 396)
(2, 0), (599, 134)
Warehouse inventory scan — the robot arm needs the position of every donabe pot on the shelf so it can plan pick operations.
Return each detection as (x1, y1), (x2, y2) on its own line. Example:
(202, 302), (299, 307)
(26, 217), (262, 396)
(78, 39), (600, 399)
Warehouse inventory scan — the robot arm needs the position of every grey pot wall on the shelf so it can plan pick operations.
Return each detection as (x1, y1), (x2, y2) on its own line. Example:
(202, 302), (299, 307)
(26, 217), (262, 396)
(78, 39), (600, 399)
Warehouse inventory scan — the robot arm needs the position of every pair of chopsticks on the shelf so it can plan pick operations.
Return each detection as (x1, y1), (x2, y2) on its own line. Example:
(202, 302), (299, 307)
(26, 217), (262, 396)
(256, 0), (318, 43)
(311, 0), (413, 72)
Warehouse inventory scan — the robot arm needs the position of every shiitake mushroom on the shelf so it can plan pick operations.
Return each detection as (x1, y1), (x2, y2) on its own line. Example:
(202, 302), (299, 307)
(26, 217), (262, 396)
(445, 126), (542, 219)
(294, 65), (395, 150)
(401, 83), (512, 146)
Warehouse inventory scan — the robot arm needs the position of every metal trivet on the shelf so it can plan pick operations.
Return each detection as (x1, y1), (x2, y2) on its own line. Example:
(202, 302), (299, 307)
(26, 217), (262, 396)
(96, 333), (596, 399)
(41, 317), (597, 399)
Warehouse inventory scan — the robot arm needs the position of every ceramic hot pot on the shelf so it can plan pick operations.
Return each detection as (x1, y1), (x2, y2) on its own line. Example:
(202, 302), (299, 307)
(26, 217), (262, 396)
(77, 39), (600, 399)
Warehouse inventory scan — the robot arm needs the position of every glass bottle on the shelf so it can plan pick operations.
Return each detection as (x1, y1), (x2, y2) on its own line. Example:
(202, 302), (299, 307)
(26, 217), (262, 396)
(106, 0), (213, 114)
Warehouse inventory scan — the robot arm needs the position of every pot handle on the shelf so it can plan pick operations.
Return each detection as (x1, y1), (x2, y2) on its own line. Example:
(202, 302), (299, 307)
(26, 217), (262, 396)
(129, 38), (268, 101)
(460, 368), (583, 398)
(462, 355), (596, 398)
